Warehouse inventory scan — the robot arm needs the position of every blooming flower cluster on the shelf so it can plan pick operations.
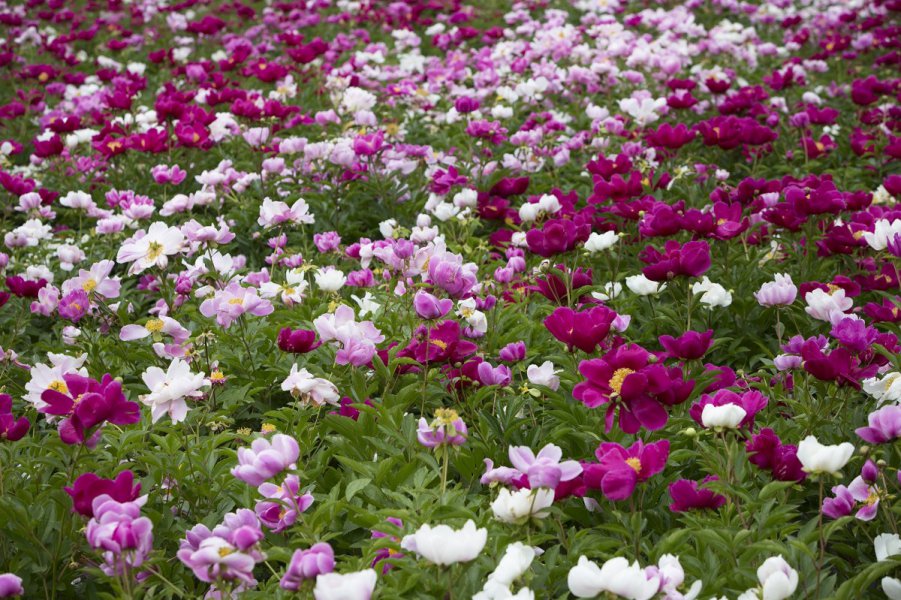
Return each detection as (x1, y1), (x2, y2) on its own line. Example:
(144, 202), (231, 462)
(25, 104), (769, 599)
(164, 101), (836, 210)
(0, 0), (899, 597)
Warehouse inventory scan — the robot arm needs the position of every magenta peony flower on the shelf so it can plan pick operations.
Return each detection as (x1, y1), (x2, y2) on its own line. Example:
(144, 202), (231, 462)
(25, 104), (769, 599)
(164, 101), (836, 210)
(659, 329), (714, 360)
(0, 394), (29, 442)
(57, 289), (90, 322)
(65, 471), (142, 517)
(39, 373), (140, 446)
(544, 305), (617, 354)
(277, 327), (321, 354)
(573, 344), (693, 434)
(583, 440), (669, 501)
(668, 476), (727, 512)
(746, 428), (806, 483)
(639, 240), (711, 282)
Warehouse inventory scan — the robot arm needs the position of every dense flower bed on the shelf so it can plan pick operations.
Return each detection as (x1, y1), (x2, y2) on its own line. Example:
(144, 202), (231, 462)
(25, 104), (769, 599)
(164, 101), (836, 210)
(0, 0), (900, 598)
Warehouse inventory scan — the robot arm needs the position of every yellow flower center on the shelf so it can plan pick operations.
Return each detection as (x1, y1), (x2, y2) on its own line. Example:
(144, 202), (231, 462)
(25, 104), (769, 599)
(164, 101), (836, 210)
(608, 368), (635, 396)
(261, 423), (277, 434)
(145, 318), (164, 333)
(228, 297), (244, 305)
(866, 492), (879, 506)
(48, 380), (68, 394)
(210, 370), (225, 382)
(625, 457), (642, 473)
(218, 547), (234, 558)
(826, 283), (841, 295)
(147, 241), (164, 260)
(434, 408), (460, 427)
(82, 279), (97, 293)
(431, 339), (448, 350)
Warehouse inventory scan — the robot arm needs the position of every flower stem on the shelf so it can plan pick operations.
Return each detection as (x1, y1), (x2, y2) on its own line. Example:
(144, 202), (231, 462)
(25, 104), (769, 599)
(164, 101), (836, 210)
(815, 477), (825, 599)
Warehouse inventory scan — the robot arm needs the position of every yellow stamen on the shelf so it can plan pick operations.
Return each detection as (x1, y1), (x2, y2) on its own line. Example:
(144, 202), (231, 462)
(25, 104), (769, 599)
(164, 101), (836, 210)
(146, 241), (164, 260)
(608, 368), (635, 396)
(625, 457), (642, 473)
(48, 380), (68, 394)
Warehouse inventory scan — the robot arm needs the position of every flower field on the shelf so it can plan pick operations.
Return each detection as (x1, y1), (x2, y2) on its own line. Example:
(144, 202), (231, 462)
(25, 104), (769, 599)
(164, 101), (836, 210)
(1, 0), (900, 597)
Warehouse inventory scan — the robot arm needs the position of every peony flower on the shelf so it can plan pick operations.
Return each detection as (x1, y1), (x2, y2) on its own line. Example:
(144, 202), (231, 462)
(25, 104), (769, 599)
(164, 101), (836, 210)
(417, 409), (467, 448)
(40, 373), (140, 446)
(277, 328), (321, 354)
(477, 542), (535, 595)
(700, 404), (747, 429)
(491, 487), (554, 524)
(692, 277), (732, 308)
(584, 231), (619, 253)
(863, 219), (901, 251)
(281, 365), (340, 406)
(544, 305), (617, 353)
(232, 434), (300, 486)
(199, 283), (274, 328)
(659, 330), (714, 361)
(413, 291), (453, 320)
(507, 443), (582, 489)
(314, 268), (347, 292)
(258, 197), (314, 227)
(140, 358), (208, 424)
(804, 288), (852, 323)
(567, 556), (660, 600)
(754, 274), (797, 307)
(796, 436), (854, 475)
(255, 474), (314, 532)
(65, 470), (142, 518)
(740, 556), (798, 600)
(625, 274), (667, 296)
(668, 476), (727, 513)
(583, 440), (669, 501)
(526, 361), (560, 391)
(0, 394), (29, 442)
(0, 574), (23, 598)
(573, 344), (693, 434)
(281, 543), (335, 590)
(115, 222), (185, 274)
(401, 520), (487, 566)
(85, 496), (153, 576)
(313, 569), (377, 600)
(690, 389), (767, 431)
(855, 405), (901, 444)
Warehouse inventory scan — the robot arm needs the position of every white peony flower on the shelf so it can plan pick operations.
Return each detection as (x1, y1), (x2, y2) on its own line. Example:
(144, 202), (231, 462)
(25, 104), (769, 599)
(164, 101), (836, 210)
(491, 488), (555, 524)
(584, 231), (619, 253)
(281, 365), (340, 406)
(567, 556), (660, 600)
(701, 404), (747, 430)
(796, 436), (854, 475)
(625, 274), (666, 296)
(400, 520), (487, 566)
(140, 358), (208, 424)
